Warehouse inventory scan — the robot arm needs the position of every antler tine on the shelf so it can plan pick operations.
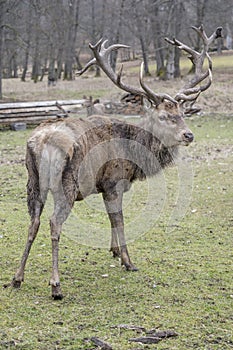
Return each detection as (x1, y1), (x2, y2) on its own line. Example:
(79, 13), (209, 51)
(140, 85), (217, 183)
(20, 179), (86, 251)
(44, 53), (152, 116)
(89, 37), (105, 50)
(114, 63), (149, 97)
(181, 98), (202, 116)
(102, 40), (131, 55)
(176, 91), (201, 102)
(176, 68), (212, 101)
(139, 62), (177, 105)
(78, 38), (148, 97)
(90, 39), (130, 57)
(191, 25), (223, 49)
(76, 57), (97, 76)
(165, 37), (199, 61)
(76, 38), (106, 76)
(77, 38), (107, 76)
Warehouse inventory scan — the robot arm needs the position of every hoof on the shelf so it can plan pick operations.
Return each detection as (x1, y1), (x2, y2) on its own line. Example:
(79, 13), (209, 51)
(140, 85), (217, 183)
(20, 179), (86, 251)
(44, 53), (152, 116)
(110, 247), (121, 258)
(52, 293), (64, 300)
(124, 263), (138, 272)
(51, 285), (63, 300)
(7, 277), (22, 289)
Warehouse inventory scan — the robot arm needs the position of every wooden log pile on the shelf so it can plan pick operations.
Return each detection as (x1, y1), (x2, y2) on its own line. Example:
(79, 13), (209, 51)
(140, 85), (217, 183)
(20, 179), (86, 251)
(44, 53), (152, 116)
(0, 99), (87, 126)
(0, 94), (144, 128)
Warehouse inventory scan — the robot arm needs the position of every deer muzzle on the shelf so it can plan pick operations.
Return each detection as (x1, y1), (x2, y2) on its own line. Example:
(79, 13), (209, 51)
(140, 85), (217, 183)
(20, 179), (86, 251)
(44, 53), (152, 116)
(182, 131), (194, 145)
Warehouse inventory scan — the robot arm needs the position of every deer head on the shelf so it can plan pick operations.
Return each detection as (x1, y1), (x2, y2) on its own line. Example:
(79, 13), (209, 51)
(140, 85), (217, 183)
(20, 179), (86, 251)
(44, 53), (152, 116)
(77, 25), (222, 148)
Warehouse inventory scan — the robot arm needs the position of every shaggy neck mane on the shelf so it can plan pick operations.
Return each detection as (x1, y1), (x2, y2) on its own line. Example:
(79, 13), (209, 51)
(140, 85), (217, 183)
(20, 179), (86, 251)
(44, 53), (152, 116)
(109, 118), (179, 180)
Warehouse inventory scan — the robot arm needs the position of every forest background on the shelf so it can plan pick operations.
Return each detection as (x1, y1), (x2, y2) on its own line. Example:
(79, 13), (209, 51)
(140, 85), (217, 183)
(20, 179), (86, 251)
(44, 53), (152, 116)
(0, 0), (232, 100)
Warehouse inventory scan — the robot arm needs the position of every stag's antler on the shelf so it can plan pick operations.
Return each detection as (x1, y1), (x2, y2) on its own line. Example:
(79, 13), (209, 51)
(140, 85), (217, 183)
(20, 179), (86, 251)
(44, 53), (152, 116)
(77, 38), (177, 106)
(165, 25), (222, 113)
(78, 26), (222, 114)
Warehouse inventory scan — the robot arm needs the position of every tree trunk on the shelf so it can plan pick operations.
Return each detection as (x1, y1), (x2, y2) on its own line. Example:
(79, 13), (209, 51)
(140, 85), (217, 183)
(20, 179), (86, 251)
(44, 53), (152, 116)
(12, 53), (18, 78)
(173, 1), (183, 78)
(31, 39), (40, 83)
(0, 1), (7, 99)
(75, 53), (82, 71)
(166, 0), (184, 79)
(150, 1), (166, 78)
(40, 58), (48, 82)
(217, 37), (223, 55)
(226, 23), (232, 50)
(31, 2), (41, 84)
(196, 0), (208, 50)
(133, 1), (150, 76)
(21, 46), (30, 82)
(174, 47), (180, 78)
(21, 2), (32, 82)
(63, 3), (75, 80)
(64, 0), (80, 80)
(166, 45), (175, 80)
(57, 47), (63, 79)
(140, 36), (150, 76)
(110, 0), (125, 72)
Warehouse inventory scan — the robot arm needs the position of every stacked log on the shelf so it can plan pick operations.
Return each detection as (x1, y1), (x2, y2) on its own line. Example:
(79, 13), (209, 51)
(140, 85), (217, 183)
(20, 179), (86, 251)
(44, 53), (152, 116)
(0, 94), (144, 127)
(0, 99), (86, 125)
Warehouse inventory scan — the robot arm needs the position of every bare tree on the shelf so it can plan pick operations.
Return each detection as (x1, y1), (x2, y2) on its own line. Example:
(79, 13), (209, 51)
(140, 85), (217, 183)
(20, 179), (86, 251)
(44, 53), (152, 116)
(195, 0), (208, 50)
(149, 0), (166, 78)
(0, 0), (21, 95)
(130, 0), (151, 76)
(63, 0), (81, 80)
(0, 0), (230, 92)
(0, 1), (6, 98)
(21, 1), (32, 82)
(166, 0), (186, 79)
(108, 0), (126, 72)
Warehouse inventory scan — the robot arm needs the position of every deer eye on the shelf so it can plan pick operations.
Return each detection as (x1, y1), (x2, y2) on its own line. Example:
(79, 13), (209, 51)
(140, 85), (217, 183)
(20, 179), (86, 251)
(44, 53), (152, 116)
(171, 117), (177, 124)
(158, 114), (166, 121)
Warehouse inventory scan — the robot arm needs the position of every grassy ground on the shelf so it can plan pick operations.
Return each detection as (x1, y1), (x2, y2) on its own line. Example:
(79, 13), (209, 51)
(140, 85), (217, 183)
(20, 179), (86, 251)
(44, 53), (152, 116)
(0, 113), (233, 349)
(0, 53), (233, 349)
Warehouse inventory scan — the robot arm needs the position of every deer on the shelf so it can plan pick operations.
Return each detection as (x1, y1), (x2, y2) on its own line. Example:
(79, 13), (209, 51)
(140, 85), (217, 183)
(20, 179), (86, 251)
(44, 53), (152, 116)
(9, 25), (222, 299)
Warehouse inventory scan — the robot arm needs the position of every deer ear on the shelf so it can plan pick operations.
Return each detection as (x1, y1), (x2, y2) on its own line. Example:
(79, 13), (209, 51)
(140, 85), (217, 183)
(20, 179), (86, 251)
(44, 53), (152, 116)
(142, 97), (153, 110)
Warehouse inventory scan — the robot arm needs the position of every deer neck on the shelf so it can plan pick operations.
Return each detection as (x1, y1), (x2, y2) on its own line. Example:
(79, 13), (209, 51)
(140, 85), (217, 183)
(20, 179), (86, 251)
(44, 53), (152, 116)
(130, 120), (178, 180)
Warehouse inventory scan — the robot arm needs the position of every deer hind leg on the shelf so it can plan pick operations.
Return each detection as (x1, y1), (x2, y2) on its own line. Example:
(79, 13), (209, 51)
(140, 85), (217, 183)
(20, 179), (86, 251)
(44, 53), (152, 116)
(103, 192), (138, 271)
(49, 192), (72, 300)
(11, 199), (44, 289)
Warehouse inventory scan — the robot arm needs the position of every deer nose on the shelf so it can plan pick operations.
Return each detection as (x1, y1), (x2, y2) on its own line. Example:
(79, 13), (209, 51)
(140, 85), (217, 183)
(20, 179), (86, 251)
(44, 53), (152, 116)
(183, 132), (194, 142)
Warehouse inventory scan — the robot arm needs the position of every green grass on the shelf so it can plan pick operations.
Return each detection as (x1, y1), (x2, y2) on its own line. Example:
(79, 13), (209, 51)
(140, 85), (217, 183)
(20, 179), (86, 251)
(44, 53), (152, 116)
(0, 115), (233, 349)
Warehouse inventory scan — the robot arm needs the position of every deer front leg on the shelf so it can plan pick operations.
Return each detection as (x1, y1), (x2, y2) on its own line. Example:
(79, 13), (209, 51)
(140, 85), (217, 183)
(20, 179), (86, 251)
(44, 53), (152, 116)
(110, 228), (120, 258)
(103, 192), (138, 271)
(111, 213), (138, 271)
